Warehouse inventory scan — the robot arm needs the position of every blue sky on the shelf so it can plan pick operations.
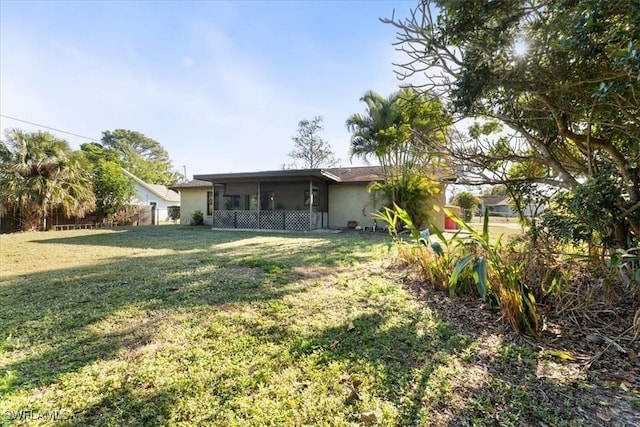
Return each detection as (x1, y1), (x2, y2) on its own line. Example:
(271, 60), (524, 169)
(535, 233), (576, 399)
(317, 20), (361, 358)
(0, 0), (418, 178)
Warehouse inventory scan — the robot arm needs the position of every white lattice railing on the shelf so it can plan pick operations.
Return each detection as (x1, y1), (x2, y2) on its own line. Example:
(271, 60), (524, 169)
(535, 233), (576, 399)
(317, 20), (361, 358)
(212, 210), (325, 230)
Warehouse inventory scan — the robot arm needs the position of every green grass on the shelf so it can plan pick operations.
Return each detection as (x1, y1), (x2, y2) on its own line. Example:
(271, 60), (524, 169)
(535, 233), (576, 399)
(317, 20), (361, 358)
(0, 226), (627, 426)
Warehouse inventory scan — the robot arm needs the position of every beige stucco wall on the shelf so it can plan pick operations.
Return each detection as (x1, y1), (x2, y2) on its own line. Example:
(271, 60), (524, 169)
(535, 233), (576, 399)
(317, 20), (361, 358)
(431, 190), (446, 230)
(178, 188), (212, 226)
(328, 184), (381, 229)
(328, 183), (448, 230)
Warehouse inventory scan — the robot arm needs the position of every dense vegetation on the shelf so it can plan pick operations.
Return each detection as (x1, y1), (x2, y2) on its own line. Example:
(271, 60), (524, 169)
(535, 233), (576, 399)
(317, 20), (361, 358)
(384, 0), (640, 251)
(0, 129), (95, 231)
(0, 128), (180, 231)
(354, 0), (640, 339)
(346, 88), (452, 228)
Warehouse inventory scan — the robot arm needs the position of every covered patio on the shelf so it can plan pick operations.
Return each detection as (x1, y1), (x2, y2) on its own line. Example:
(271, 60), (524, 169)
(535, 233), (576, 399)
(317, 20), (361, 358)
(193, 169), (340, 231)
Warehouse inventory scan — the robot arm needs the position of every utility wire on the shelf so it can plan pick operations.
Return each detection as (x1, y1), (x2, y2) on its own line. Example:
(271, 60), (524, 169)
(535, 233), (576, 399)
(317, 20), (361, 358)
(0, 114), (102, 143)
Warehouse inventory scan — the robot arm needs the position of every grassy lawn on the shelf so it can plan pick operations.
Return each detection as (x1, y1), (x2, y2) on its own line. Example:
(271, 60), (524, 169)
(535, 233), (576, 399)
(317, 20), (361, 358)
(0, 226), (637, 426)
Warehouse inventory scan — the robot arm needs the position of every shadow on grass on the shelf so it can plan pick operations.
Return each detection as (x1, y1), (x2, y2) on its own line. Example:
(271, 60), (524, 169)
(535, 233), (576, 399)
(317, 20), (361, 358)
(32, 226), (245, 251)
(61, 384), (179, 426)
(0, 249), (305, 398)
(30, 226), (384, 266)
(289, 312), (474, 426)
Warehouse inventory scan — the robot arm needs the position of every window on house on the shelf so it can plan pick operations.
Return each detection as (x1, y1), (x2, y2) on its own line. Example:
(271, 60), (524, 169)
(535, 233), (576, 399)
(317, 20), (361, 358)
(207, 191), (219, 215)
(304, 189), (318, 207)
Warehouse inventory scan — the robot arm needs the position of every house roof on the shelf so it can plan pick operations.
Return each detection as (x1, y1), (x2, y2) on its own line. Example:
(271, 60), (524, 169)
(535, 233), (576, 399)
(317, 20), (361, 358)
(480, 195), (511, 206)
(192, 165), (456, 185)
(169, 179), (211, 190)
(121, 169), (181, 203)
(325, 166), (384, 183)
(194, 168), (342, 184)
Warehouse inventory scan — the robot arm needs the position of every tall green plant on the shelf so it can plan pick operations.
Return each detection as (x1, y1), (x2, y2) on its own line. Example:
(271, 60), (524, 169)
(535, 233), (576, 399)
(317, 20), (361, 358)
(373, 204), (460, 293)
(441, 208), (541, 336)
(374, 203), (541, 337)
(369, 175), (440, 228)
(347, 88), (451, 228)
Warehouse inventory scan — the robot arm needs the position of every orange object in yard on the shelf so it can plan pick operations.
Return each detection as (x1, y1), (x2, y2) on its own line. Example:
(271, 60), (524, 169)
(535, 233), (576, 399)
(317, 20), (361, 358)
(444, 205), (461, 229)
(444, 215), (457, 230)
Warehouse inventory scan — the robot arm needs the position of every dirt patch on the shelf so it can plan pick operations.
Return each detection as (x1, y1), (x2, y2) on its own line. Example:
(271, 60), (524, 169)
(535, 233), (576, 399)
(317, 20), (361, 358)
(394, 272), (640, 426)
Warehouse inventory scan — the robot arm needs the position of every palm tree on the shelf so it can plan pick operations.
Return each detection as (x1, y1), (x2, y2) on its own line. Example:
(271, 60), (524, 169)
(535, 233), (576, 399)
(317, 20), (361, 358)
(0, 129), (95, 230)
(346, 90), (401, 175)
(346, 89), (449, 175)
(346, 89), (451, 227)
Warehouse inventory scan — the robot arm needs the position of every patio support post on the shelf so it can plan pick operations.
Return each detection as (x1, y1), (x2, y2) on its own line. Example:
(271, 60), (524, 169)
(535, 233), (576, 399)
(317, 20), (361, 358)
(257, 181), (261, 229)
(309, 179), (313, 231)
(211, 182), (215, 229)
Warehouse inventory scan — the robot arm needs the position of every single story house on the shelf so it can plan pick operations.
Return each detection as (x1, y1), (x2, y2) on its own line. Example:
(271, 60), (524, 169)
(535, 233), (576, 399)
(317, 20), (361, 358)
(122, 169), (181, 224)
(478, 195), (516, 217)
(170, 166), (453, 231)
(478, 195), (542, 218)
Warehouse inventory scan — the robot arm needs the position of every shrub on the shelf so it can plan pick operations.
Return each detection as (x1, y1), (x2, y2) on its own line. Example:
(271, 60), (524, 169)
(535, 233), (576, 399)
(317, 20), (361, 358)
(167, 206), (180, 223)
(191, 210), (204, 226)
(450, 191), (481, 222)
(369, 174), (441, 229)
(540, 164), (636, 250)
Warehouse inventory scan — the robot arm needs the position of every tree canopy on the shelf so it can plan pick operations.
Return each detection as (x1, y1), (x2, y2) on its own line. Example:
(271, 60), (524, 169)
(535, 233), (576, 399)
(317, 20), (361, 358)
(0, 129), (95, 230)
(451, 191), (480, 212)
(384, 0), (640, 248)
(101, 129), (181, 185)
(346, 88), (451, 226)
(80, 143), (135, 222)
(288, 116), (339, 169)
(347, 88), (450, 177)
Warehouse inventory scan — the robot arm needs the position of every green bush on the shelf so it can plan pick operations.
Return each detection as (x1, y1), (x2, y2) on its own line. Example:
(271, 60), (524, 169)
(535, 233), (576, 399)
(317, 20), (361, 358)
(191, 210), (204, 226)
(167, 206), (180, 222)
(540, 164), (635, 250)
(369, 174), (441, 229)
(451, 191), (480, 222)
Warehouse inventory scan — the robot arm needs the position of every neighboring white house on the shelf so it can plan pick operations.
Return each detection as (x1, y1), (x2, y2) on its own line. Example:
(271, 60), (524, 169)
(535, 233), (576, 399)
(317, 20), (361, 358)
(478, 195), (543, 218)
(121, 169), (180, 224)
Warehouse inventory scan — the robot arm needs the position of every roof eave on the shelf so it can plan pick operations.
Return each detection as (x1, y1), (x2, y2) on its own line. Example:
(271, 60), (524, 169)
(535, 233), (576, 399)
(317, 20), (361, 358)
(121, 168), (180, 201)
(194, 168), (341, 183)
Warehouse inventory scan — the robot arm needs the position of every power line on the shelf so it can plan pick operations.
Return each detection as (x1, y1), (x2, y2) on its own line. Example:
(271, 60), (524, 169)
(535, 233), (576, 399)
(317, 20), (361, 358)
(1, 115), (186, 172)
(0, 114), (102, 143)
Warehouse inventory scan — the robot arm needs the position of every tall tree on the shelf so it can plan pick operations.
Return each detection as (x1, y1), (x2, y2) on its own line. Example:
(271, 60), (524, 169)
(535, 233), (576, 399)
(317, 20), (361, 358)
(347, 88), (450, 174)
(347, 90), (404, 174)
(451, 191), (481, 221)
(346, 88), (451, 226)
(101, 129), (181, 185)
(0, 129), (95, 230)
(384, 0), (640, 248)
(288, 116), (339, 168)
(80, 143), (135, 222)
